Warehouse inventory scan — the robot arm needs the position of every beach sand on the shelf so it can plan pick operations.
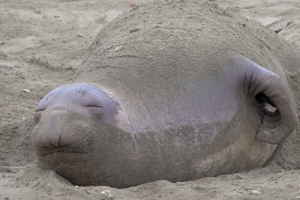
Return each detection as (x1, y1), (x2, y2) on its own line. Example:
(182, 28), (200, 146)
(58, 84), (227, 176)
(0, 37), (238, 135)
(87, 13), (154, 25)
(0, 0), (299, 199)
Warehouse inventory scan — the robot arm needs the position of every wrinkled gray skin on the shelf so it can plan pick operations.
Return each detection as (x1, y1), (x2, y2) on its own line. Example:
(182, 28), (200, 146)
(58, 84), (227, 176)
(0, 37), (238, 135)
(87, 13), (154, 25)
(32, 0), (300, 188)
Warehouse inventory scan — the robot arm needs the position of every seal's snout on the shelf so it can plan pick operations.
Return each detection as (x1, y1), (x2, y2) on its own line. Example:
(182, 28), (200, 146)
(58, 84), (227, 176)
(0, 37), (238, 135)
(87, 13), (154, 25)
(33, 105), (97, 156)
(34, 111), (77, 157)
(39, 113), (69, 148)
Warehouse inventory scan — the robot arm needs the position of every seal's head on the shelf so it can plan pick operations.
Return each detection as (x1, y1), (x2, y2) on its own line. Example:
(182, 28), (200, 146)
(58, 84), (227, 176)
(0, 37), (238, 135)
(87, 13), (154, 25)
(34, 83), (118, 126)
(32, 83), (119, 186)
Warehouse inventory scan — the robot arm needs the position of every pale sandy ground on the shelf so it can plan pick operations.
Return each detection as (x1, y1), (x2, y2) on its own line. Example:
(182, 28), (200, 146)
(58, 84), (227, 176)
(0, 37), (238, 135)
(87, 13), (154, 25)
(0, 0), (300, 199)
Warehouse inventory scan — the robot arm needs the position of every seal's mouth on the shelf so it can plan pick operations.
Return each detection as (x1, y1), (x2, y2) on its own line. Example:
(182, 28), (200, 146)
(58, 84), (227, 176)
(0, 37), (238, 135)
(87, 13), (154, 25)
(37, 146), (90, 157)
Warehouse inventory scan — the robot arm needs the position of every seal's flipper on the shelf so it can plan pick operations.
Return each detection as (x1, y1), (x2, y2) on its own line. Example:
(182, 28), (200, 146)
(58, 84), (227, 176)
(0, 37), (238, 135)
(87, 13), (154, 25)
(235, 57), (298, 144)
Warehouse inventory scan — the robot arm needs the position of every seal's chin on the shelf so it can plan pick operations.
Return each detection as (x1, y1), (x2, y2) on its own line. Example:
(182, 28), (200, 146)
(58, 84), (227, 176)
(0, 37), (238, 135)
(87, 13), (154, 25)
(37, 151), (96, 186)
(37, 151), (92, 169)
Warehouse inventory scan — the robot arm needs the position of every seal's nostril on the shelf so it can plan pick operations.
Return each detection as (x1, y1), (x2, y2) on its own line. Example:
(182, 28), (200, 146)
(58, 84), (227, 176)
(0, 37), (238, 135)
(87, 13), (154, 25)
(38, 115), (64, 148)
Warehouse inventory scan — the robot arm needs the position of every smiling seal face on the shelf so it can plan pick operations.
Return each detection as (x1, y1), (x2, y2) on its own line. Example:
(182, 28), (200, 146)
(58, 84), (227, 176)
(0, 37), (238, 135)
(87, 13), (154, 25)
(32, 0), (299, 188)
(32, 84), (120, 185)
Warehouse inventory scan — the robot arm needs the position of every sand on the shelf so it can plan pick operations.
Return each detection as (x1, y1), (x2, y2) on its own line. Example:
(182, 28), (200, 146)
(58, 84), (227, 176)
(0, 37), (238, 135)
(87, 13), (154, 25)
(0, 0), (299, 199)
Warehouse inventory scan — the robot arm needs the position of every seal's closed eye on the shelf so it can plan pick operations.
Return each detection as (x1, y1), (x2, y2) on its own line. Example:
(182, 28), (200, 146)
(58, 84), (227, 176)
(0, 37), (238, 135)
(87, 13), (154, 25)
(85, 103), (102, 108)
(36, 108), (46, 112)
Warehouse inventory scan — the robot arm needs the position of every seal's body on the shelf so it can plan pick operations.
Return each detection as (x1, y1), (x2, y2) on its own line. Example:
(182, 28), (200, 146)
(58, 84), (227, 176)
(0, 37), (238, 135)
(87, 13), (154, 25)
(32, 0), (299, 188)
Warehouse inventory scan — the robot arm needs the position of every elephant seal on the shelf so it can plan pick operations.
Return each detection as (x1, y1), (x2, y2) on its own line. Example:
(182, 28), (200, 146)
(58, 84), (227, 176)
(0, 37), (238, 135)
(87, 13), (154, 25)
(32, 0), (300, 188)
